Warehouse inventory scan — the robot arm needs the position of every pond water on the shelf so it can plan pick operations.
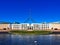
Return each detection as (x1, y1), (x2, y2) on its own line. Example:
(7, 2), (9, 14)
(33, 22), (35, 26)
(0, 34), (60, 45)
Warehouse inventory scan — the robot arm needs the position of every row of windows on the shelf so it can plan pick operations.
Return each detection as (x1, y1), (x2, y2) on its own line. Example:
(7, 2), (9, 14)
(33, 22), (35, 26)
(12, 24), (49, 29)
(13, 24), (49, 26)
(13, 26), (49, 28)
(13, 25), (49, 26)
(13, 27), (49, 28)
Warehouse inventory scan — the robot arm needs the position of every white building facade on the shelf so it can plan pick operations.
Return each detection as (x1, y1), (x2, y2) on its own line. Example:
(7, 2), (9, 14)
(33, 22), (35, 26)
(11, 23), (50, 30)
(0, 22), (60, 30)
(49, 23), (60, 30)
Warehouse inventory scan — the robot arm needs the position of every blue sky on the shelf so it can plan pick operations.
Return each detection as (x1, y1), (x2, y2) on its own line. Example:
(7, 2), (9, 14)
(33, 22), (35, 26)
(0, 0), (60, 23)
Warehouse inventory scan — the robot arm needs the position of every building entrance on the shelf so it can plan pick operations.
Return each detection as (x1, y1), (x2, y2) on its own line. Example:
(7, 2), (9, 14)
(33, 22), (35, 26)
(27, 26), (33, 30)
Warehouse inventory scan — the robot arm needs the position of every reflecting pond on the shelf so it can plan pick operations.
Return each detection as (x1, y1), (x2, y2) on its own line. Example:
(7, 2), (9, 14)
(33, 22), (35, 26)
(0, 34), (60, 45)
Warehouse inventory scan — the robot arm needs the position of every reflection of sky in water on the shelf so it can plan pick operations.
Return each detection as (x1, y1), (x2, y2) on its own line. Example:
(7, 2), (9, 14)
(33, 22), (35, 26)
(0, 34), (60, 45)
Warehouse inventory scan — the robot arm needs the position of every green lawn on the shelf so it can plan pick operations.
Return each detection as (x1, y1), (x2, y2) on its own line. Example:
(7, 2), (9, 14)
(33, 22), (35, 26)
(10, 30), (52, 35)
